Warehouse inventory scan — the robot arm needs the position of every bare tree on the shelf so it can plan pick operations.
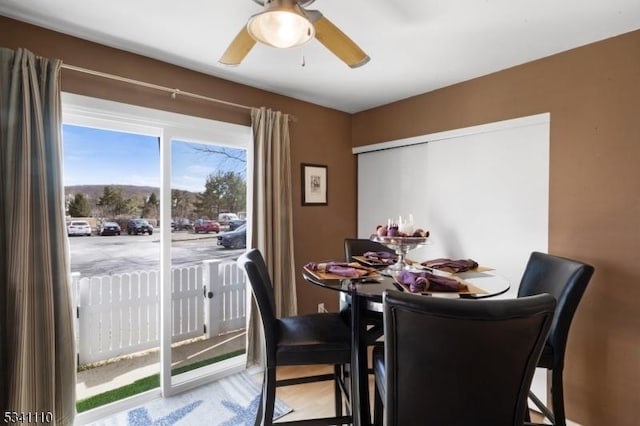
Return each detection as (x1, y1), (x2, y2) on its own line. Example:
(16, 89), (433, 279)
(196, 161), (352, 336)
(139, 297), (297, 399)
(190, 146), (247, 177)
(171, 189), (193, 218)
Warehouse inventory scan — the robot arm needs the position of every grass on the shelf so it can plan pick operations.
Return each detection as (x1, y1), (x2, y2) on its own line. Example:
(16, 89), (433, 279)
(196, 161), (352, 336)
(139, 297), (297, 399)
(76, 348), (246, 413)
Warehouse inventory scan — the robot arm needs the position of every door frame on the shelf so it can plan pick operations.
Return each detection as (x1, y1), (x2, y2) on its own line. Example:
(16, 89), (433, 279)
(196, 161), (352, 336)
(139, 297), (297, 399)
(63, 93), (253, 423)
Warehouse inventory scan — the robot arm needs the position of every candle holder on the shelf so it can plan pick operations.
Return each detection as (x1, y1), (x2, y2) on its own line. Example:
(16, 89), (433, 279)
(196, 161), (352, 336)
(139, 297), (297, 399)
(372, 235), (430, 271)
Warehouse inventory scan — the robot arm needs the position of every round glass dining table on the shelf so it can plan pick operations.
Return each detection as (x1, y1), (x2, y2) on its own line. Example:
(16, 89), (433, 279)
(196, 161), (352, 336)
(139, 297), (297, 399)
(302, 268), (510, 426)
(304, 269), (510, 311)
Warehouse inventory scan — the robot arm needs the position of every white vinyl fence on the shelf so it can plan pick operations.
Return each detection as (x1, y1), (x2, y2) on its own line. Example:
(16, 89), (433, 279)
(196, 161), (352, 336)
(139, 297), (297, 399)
(71, 259), (247, 365)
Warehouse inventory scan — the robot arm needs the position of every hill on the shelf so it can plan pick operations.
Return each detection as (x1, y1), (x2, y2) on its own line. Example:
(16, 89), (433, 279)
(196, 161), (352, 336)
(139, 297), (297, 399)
(65, 184), (162, 201)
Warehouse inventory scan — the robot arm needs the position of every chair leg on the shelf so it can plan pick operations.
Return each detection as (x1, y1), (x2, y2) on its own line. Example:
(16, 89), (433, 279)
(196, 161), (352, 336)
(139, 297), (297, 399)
(254, 388), (264, 426)
(551, 368), (566, 426)
(333, 364), (343, 418)
(528, 390), (555, 425)
(373, 379), (383, 426)
(260, 366), (277, 426)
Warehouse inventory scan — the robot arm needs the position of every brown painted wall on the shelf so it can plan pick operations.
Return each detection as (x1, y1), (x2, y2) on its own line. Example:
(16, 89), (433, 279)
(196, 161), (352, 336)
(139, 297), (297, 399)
(353, 30), (640, 426)
(4, 14), (640, 425)
(0, 16), (355, 315)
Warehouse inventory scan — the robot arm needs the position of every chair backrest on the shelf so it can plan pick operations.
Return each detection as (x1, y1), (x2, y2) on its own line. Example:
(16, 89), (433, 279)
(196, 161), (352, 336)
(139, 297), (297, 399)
(344, 238), (395, 261)
(238, 249), (278, 365)
(517, 251), (594, 366)
(382, 291), (556, 426)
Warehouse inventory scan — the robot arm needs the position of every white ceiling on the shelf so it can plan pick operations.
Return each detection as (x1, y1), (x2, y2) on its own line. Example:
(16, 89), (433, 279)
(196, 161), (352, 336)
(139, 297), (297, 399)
(2, 0), (640, 113)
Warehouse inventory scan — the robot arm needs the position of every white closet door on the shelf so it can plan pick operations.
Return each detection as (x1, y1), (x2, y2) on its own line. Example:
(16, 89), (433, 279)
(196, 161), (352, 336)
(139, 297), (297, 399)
(356, 113), (550, 295)
(356, 114), (550, 407)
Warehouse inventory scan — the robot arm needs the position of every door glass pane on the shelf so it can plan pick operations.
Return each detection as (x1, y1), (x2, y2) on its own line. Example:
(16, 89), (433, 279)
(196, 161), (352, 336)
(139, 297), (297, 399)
(63, 124), (161, 412)
(170, 140), (248, 383)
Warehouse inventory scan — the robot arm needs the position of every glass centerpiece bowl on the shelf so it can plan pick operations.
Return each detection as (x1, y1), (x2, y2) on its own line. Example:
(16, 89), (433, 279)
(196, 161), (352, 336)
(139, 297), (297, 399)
(372, 234), (430, 271)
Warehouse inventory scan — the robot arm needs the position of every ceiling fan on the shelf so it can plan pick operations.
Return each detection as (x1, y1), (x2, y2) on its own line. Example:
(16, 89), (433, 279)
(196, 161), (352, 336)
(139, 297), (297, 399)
(219, 0), (370, 68)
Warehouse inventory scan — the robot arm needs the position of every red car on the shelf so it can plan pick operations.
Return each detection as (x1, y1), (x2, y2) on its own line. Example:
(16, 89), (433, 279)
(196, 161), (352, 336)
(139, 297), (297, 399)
(194, 220), (220, 233)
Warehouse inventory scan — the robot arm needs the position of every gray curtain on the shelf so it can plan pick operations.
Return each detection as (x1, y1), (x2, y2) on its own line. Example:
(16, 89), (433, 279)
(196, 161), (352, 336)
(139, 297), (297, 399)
(0, 47), (76, 424)
(247, 107), (297, 365)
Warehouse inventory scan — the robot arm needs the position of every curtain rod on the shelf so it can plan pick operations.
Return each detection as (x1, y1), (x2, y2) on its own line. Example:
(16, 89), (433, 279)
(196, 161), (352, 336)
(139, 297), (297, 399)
(61, 63), (297, 121)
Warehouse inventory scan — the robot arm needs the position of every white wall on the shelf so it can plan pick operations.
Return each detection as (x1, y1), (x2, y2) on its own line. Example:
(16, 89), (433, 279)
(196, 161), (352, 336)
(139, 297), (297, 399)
(355, 113), (550, 297)
(355, 113), (551, 406)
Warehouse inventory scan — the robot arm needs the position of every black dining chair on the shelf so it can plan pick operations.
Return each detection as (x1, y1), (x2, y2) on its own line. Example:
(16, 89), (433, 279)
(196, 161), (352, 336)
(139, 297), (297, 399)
(238, 249), (352, 426)
(342, 237), (396, 387)
(341, 238), (396, 338)
(372, 290), (556, 426)
(344, 238), (396, 265)
(518, 251), (595, 426)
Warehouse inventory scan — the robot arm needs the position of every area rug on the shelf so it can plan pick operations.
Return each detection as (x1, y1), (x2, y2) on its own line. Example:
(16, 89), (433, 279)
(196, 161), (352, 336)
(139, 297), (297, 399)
(89, 372), (292, 426)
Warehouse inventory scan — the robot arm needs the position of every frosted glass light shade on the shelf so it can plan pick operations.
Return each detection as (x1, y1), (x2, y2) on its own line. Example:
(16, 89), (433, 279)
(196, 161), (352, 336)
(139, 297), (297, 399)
(247, 9), (315, 48)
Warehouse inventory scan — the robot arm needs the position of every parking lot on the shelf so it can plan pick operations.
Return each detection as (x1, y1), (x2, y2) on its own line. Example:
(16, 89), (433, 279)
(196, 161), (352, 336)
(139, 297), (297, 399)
(68, 229), (246, 276)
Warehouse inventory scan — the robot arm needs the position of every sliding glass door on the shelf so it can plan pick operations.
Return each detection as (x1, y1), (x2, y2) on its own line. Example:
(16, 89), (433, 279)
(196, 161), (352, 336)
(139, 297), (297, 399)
(165, 137), (249, 393)
(63, 93), (252, 421)
(63, 123), (162, 414)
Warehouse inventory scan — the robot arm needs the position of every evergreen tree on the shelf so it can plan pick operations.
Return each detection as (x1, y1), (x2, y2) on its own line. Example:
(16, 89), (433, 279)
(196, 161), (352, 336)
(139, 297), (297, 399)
(193, 178), (220, 219)
(220, 172), (246, 213)
(193, 171), (246, 217)
(68, 193), (91, 217)
(171, 189), (193, 218)
(141, 192), (159, 219)
(97, 186), (130, 217)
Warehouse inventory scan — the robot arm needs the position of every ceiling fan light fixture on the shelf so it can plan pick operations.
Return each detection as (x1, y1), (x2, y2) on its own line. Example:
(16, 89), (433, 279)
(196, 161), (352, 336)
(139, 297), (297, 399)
(247, 0), (315, 49)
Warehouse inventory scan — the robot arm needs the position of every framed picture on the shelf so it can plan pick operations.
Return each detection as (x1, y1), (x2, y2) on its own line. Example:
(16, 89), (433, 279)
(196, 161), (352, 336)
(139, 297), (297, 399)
(301, 163), (328, 206)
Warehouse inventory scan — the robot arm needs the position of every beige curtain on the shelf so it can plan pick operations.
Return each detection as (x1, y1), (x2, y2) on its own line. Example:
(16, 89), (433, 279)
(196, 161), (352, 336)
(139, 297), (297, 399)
(0, 47), (76, 424)
(247, 107), (297, 365)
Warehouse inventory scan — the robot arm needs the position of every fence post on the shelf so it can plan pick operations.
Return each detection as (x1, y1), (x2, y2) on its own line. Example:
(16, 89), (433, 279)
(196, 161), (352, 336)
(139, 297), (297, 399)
(203, 259), (222, 339)
(71, 272), (81, 365)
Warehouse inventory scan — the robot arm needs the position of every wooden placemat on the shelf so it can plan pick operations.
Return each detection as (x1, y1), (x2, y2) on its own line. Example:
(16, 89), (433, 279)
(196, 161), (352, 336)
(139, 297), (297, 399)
(394, 278), (488, 295)
(304, 266), (380, 281)
(471, 266), (494, 273)
(406, 259), (494, 274)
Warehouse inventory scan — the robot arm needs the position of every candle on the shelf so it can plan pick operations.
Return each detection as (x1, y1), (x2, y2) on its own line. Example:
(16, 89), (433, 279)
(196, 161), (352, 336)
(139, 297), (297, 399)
(398, 215), (414, 235)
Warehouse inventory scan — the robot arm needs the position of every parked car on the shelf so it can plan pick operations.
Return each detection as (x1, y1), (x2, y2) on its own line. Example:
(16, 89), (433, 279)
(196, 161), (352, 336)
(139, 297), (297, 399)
(99, 221), (121, 236)
(194, 220), (220, 234)
(217, 224), (247, 249)
(127, 218), (153, 235)
(174, 218), (192, 230)
(67, 220), (92, 236)
(218, 213), (240, 227)
(228, 219), (247, 231)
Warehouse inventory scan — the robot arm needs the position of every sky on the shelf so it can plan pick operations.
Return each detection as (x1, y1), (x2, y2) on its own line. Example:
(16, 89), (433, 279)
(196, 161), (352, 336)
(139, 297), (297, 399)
(63, 124), (246, 193)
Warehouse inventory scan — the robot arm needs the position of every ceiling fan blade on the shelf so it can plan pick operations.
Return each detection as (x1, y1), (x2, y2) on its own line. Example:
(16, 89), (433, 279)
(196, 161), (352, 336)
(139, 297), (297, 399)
(306, 10), (370, 68)
(219, 26), (257, 66)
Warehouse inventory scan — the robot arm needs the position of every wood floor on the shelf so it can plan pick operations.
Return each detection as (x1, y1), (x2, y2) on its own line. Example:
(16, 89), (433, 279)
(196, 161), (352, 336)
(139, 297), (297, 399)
(252, 365), (338, 423)
(257, 364), (547, 424)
